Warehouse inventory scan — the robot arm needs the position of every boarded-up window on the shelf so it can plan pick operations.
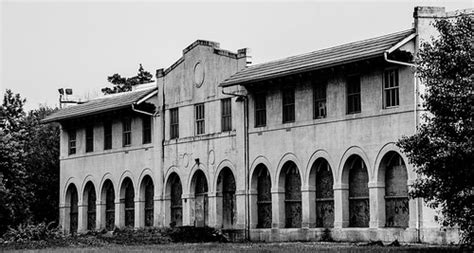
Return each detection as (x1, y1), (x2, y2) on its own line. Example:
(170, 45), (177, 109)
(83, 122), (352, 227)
(217, 168), (236, 228)
(143, 177), (154, 227)
(85, 183), (96, 231)
(123, 179), (135, 227)
(170, 174), (182, 227)
(348, 157), (369, 227)
(315, 160), (334, 228)
(257, 165), (272, 228)
(68, 185), (78, 234)
(284, 162), (301, 228)
(104, 181), (115, 231)
(385, 153), (409, 227)
(194, 171), (208, 227)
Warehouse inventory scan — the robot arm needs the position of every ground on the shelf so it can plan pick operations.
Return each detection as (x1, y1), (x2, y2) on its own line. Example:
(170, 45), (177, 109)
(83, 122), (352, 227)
(3, 242), (464, 253)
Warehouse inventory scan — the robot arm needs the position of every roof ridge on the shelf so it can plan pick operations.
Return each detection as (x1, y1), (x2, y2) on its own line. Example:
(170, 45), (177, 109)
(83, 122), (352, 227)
(85, 86), (156, 103)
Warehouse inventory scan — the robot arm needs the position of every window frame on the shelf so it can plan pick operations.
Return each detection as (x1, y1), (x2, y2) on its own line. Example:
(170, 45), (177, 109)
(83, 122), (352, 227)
(313, 82), (327, 119)
(254, 93), (266, 127)
(68, 129), (76, 155)
(195, 103), (205, 135)
(383, 68), (400, 108)
(103, 120), (112, 150)
(142, 116), (152, 144)
(221, 98), (232, 132)
(282, 87), (295, 123)
(170, 108), (179, 139)
(85, 125), (94, 153)
(122, 118), (132, 147)
(347, 75), (361, 114)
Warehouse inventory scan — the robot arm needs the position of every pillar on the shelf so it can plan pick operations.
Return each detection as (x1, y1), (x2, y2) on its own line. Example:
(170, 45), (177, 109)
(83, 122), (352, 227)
(271, 190), (285, 228)
(249, 190), (258, 229)
(235, 190), (246, 229)
(369, 181), (385, 228)
(208, 192), (219, 227)
(334, 183), (349, 228)
(77, 200), (86, 232)
(301, 187), (316, 228)
(135, 196), (143, 228)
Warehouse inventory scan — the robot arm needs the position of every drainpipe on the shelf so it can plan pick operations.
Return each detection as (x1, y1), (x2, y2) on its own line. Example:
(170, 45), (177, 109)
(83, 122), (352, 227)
(131, 103), (155, 116)
(383, 51), (415, 67)
(222, 88), (250, 241)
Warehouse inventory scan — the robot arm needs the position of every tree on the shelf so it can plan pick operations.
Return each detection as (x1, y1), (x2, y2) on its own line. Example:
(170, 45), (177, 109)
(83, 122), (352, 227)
(397, 15), (473, 245)
(0, 90), (60, 235)
(101, 64), (154, 94)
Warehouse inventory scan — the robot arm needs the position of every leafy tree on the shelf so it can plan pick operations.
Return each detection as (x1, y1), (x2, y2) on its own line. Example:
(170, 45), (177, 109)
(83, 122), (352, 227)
(0, 90), (60, 235)
(397, 15), (473, 245)
(102, 64), (154, 94)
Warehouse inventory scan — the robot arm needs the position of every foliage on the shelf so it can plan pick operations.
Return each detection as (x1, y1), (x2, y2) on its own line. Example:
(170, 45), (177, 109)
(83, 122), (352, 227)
(2, 222), (63, 243)
(397, 15), (473, 246)
(0, 90), (60, 235)
(101, 64), (154, 94)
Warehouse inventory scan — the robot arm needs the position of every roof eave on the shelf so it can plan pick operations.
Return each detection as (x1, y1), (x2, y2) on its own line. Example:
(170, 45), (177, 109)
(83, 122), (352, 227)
(41, 104), (131, 124)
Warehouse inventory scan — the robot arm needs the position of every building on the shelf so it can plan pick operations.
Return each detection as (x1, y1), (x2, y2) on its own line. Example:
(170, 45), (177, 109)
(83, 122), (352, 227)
(43, 6), (472, 244)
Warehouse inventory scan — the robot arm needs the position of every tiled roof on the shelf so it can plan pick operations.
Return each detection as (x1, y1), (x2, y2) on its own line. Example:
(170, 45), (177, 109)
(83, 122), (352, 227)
(42, 87), (157, 123)
(220, 29), (415, 87)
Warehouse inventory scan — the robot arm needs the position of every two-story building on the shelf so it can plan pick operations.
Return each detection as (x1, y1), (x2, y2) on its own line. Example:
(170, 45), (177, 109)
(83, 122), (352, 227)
(43, 6), (471, 244)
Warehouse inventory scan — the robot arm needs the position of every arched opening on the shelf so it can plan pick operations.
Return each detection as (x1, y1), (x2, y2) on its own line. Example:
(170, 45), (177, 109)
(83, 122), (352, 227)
(120, 177), (135, 227)
(65, 184), (78, 234)
(101, 179), (115, 231)
(192, 170), (208, 227)
(250, 164), (272, 228)
(140, 175), (154, 227)
(165, 172), (182, 227)
(343, 155), (369, 227)
(381, 151), (409, 227)
(216, 167), (236, 228)
(279, 161), (302, 228)
(311, 158), (334, 228)
(83, 181), (96, 231)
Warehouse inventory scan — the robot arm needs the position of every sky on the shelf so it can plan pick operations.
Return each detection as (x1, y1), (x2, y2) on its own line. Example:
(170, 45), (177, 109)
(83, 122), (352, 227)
(1, 0), (472, 110)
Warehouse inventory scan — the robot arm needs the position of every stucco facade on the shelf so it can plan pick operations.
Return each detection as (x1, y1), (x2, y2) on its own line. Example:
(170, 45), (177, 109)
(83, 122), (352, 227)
(45, 6), (472, 244)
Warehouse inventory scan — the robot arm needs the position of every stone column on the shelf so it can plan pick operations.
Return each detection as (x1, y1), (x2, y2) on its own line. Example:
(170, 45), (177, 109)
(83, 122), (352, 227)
(208, 192), (219, 228)
(334, 183), (349, 228)
(182, 193), (194, 226)
(235, 190), (246, 229)
(249, 190), (258, 229)
(96, 200), (103, 230)
(77, 200), (86, 232)
(135, 196), (143, 228)
(115, 200), (123, 228)
(301, 187), (316, 228)
(369, 181), (385, 228)
(271, 190), (285, 228)
(59, 203), (68, 232)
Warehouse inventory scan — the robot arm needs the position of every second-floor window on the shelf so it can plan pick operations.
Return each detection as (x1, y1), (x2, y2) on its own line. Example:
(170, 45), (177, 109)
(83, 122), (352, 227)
(104, 121), (112, 150)
(221, 98), (232, 132)
(313, 82), (327, 119)
(282, 88), (295, 123)
(170, 108), (179, 139)
(255, 93), (266, 127)
(142, 116), (152, 144)
(123, 118), (132, 147)
(68, 129), (76, 155)
(195, 103), (205, 135)
(347, 75), (361, 114)
(383, 69), (399, 108)
(85, 126), (94, 153)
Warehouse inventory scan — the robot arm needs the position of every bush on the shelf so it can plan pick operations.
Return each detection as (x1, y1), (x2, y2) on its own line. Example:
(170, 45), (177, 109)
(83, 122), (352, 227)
(2, 222), (63, 243)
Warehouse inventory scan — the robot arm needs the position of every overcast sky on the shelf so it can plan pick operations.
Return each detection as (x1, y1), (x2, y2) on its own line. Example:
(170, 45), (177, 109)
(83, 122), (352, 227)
(1, 0), (471, 110)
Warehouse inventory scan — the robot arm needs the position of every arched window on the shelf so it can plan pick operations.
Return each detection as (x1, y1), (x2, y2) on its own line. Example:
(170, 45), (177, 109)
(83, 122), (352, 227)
(102, 180), (115, 231)
(383, 152), (409, 227)
(169, 173), (182, 227)
(282, 161), (302, 228)
(140, 176), (154, 227)
(315, 159), (334, 228)
(348, 156), (369, 227)
(83, 182), (96, 231)
(66, 184), (78, 234)
(121, 178), (135, 227)
(255, 164), (272, 228)
(217, 167), (236, 228)
(193, 170), (208, 227)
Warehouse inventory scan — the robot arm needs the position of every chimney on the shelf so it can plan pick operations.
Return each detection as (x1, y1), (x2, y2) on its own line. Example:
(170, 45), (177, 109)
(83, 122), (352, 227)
(413, 6), (446, 48)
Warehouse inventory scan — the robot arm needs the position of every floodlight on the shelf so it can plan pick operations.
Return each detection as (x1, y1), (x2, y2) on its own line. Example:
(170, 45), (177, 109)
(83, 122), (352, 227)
(58, 88), (64, 95)
(65, 89), (73, 95)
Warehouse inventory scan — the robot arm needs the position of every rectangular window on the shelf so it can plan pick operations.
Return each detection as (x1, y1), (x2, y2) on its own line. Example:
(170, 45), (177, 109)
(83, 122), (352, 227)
(254, 93), (266, 127)
(104, 121), (112, 150)
(347, 75), (361, 114)
(68, 129), (76, 155)
(313, 83), (327, 119)
(221, 98), (232, 132)
(195, 103), (205, 135)
(282, 88), (295, 123)
(170, 108), (179, 139)
(384, 69), (399, 108)
(85, 126), (94, 153)
(122, 118), (132, 147)
(142, 116), (152, 144)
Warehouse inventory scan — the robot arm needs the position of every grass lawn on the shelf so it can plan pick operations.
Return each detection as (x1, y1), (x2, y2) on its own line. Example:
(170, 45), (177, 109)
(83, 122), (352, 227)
(3, 242), (463, 253)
